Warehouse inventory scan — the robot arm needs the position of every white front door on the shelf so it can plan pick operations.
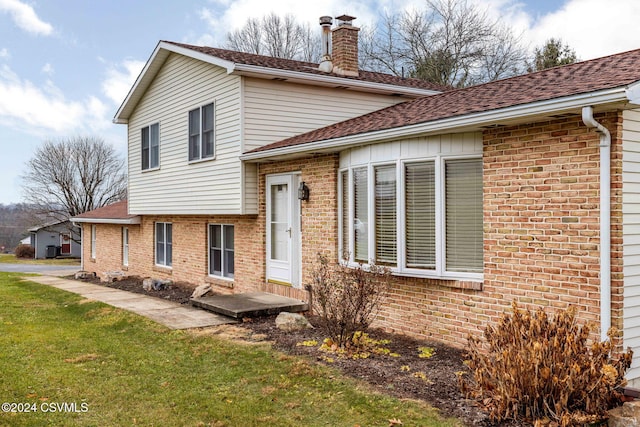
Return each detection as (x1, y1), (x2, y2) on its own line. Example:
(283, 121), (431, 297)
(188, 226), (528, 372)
(266, 174), (301, 288)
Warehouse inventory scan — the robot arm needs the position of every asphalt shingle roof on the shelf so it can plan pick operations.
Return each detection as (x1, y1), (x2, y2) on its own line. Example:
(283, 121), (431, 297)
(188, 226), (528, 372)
(164, 41), (449, 93)
(73, 200), (132, 220)
(247, 48), (640, 154)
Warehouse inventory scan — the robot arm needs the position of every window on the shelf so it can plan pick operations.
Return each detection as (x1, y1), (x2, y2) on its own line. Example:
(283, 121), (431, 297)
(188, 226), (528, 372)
(339, 157), (482, 279)
(122, 227), (129, 267)
(155, 222), (172, 267)
(209, 224), (234, 278)
(141, 123), (159, 170)
(188, 103), (214, 161)
(90, 225), (96, 259)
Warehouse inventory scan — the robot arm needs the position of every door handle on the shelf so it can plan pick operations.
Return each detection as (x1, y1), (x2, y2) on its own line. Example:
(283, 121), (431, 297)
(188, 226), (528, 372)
(286, 227), (292, 237)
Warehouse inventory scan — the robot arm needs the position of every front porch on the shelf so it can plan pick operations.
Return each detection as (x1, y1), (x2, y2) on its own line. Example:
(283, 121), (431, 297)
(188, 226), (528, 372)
(191, 292), (308, 319)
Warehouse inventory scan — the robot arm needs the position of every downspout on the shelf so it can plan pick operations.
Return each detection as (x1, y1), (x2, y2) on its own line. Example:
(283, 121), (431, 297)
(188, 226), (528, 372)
(581, 106), (611, 341)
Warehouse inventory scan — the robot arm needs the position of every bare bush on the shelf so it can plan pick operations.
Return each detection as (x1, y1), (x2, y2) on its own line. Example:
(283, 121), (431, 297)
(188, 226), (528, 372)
(307, 253), (390, 349)
(462, 302), (633, 426)
(14, 244), (34, 259)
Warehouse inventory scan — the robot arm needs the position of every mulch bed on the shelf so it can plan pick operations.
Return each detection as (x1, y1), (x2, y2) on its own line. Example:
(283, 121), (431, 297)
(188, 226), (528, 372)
(74, 275), (526, 426)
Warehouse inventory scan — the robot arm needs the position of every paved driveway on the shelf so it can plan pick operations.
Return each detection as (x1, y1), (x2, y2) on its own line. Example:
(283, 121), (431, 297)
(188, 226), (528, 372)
(0, 263), (79, 276)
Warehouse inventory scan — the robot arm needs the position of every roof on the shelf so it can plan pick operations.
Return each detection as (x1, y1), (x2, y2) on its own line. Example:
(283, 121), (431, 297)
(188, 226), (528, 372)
(164, 41), (449, 92)
(114, 41), (446, 123)
(243, 48), (640, 159)
(28, 219), (72, 232)
(71, 200), (141, 225)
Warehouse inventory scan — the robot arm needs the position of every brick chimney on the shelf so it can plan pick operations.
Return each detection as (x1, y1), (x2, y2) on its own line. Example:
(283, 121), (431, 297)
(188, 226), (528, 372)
(331, 15), (359, 77)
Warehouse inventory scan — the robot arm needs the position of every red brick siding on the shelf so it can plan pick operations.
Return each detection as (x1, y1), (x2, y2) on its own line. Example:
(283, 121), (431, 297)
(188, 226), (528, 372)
(81, 113), (623, 347)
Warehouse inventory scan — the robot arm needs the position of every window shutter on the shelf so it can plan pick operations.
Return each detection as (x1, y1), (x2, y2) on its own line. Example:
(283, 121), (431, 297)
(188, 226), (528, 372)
(353, 167), (368, 262)
(150, 123), (159, 168)
(405, 162), (436, 269)
(141, 127), (150, 170)
(445, 159), (482, 273)
(375, 165), (396, 264)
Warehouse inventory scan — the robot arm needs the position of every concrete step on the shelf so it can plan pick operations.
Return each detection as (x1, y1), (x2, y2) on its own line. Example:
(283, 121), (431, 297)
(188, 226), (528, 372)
(191, 292), (308, 319)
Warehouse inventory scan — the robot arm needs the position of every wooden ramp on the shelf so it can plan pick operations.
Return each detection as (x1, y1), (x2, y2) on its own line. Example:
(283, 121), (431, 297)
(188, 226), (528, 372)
(191, 292), (308, 319)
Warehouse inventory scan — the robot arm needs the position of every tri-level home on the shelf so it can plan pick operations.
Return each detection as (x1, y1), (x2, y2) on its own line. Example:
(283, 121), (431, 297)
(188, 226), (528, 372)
(73, 16), (640, 384)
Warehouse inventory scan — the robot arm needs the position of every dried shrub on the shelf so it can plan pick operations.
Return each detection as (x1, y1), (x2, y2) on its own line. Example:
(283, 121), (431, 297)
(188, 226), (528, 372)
(307, 253), (390, 349)
(14, 244), (34, 259)
(462, 302), (633, 426)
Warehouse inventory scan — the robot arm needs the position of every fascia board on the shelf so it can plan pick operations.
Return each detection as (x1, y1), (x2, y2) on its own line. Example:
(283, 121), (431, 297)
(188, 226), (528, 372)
(625, 81), (640, 106)
(233, 64), (441, 97)
(240, 87), (628, 161)
(71, 217), (141, 225)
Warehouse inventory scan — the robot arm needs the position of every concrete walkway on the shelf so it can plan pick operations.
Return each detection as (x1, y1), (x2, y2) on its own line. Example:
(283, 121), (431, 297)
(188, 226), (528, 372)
(26, 275), (236, 330)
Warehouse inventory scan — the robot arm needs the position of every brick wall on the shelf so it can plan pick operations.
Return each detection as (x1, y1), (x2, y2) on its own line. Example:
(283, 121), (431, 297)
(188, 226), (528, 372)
(81, 113), (623, 348)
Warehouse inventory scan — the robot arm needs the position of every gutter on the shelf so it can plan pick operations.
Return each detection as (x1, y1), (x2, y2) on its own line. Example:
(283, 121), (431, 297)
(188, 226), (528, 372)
(582, 106), (612, 341)
(71, 217), (141, 225)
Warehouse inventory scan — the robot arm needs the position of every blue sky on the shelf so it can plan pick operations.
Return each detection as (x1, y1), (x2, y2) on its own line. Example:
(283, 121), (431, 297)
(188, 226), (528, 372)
(1, 0), (639, 204)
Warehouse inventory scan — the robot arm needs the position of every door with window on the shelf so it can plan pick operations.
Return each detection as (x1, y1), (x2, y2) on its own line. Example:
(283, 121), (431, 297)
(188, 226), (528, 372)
(60, 233), (71, 255)
(266, 174), (301, 287)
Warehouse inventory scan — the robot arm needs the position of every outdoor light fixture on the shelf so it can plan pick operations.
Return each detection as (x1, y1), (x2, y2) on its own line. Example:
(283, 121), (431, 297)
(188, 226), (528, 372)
(298, 181), (310, 201)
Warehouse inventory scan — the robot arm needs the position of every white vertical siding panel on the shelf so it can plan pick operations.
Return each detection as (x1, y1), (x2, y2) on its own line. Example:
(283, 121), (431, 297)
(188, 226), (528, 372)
(623, 108), (640, 384)
(243, 78), (406, 151)
(128, 54), (243, 215)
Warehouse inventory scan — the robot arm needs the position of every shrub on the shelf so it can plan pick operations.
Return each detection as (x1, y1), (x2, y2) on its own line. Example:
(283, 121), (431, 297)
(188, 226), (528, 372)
(462, 302), (633, 426)
(306, 253), (390, 349)
(14, 244), (34, 259)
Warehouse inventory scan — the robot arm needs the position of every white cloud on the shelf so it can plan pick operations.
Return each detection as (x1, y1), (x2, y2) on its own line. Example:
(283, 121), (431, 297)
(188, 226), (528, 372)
(41, 63), (54, 76)
(522, 0), (640, 59)
(101, 59), (145, 106)
(0, 0), (53, 36)
(0, 48), (8, 59)
(0, 64), (109, 135)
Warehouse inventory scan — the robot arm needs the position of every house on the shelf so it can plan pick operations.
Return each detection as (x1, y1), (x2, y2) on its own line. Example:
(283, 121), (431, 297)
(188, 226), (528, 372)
(28, 220), (81, 259)
(72, 15), (640, 384)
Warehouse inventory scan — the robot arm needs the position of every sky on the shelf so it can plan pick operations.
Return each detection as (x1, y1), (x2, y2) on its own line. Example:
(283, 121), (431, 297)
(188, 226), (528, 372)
(1, 0), (639, 205)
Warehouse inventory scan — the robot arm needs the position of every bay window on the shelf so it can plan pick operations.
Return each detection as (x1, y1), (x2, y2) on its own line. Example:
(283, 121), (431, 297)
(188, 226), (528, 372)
(339, 156), (482, 279)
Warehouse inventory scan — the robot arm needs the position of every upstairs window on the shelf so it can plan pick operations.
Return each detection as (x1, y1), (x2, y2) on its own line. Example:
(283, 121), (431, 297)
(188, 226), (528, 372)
(188, 103), (215, 161)
(141, 123), (159, 170)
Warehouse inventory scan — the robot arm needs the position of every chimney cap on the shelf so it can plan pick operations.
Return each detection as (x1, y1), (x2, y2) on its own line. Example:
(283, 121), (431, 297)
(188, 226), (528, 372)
(335, 14), (356, 26)
(319, 16), (333, 26)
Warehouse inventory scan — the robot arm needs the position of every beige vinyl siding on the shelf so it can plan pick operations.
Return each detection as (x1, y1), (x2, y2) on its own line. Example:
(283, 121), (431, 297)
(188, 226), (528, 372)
(128, 53), (243, 215)
(242, 78), (406, 152)
(623, 108), (640, 384)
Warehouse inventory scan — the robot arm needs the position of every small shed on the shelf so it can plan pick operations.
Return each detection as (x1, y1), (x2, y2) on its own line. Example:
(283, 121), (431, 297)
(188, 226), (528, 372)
(28, 220), (81, 259)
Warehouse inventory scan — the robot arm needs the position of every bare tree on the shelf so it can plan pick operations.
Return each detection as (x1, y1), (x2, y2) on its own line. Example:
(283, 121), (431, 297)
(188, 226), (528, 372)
(360, 0), (527, 87)
(226, 13), (320, 62)
(22, 136), (127, 229)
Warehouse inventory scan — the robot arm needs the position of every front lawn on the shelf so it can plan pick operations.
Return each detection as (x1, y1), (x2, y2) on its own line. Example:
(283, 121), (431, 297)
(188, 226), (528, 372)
(0, 273), (460, 426)
(0, 253), (80, 265)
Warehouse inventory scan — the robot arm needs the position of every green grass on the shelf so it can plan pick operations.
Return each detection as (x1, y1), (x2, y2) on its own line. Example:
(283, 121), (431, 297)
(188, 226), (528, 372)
(0, 273), (460, 426)
(0, 253), (80, 265)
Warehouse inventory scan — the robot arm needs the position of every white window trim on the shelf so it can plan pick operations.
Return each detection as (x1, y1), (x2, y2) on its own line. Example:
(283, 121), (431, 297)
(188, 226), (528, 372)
(155, 222), (172, 268)
(90, 225), (96, 259)
(339, 154), (483, 282)
(122, 227), (129, 267)
(208, 223), (234, 280)
(141, 122), (160, 171)
(188, 102), (216, 163)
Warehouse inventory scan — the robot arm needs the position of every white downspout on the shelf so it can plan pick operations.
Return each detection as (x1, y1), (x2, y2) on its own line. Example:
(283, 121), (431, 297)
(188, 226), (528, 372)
(582, 106), (611, 341)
